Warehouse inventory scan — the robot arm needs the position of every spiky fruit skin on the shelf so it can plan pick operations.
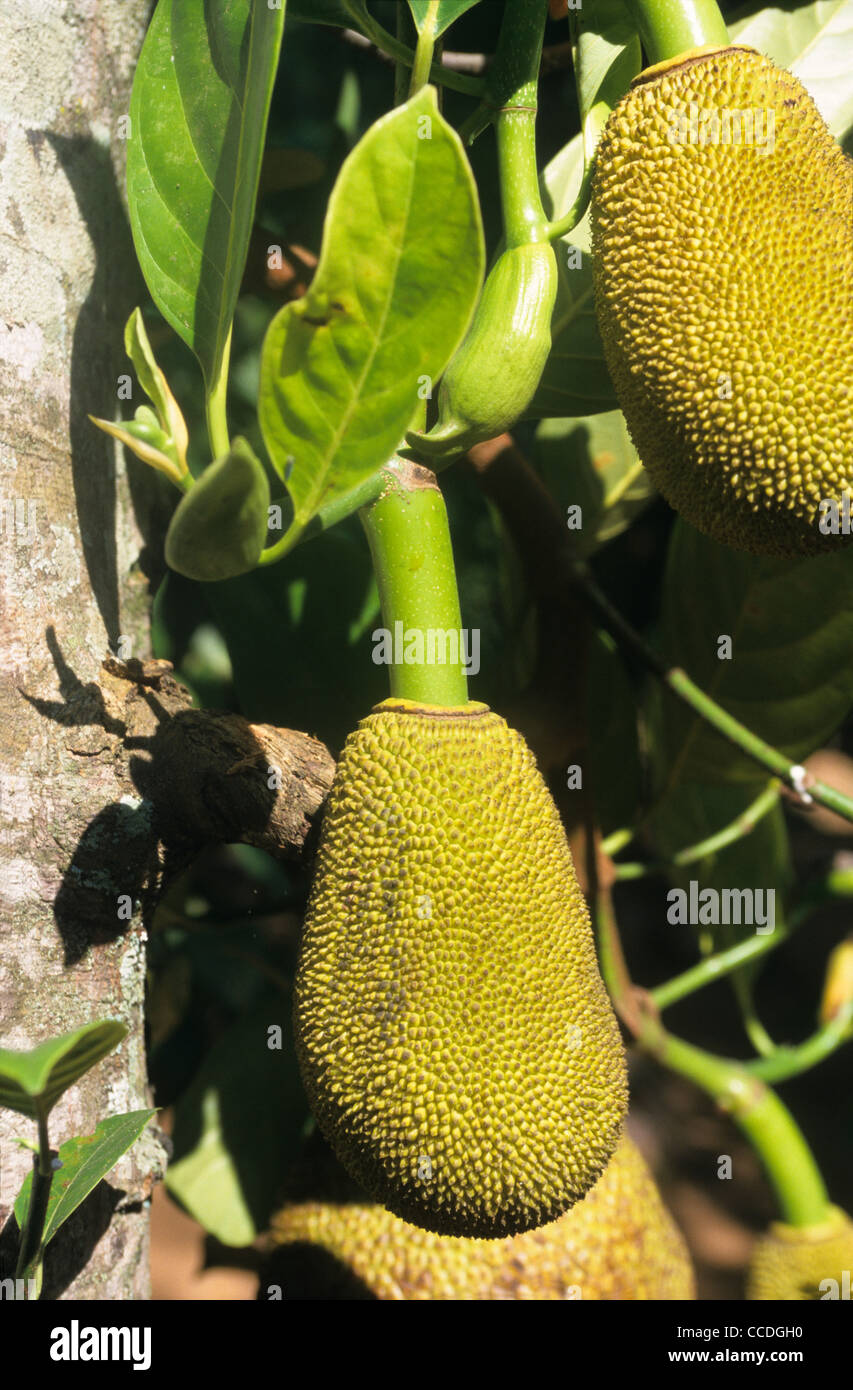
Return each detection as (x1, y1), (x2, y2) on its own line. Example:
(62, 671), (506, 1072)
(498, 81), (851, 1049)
(269, 1133), (695, 1300)
(293, 699), (627, 1238)
(591, 45), (853, 558)
(747, 1208), (853, 1300)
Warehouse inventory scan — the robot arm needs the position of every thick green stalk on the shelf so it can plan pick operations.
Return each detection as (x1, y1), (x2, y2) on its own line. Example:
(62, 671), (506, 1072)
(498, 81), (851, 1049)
(360, 459), (468, 706)
(488, 0), (549, 246)
(626, 0), (730, 65)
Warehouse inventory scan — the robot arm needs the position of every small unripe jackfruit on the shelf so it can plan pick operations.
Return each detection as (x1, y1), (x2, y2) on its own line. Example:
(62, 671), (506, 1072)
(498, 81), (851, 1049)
(293, 698), (627, 1238)
(747, 1208), (853, 1300)
(591, 45), (853, 557)
(268, 1132), (695, 1300)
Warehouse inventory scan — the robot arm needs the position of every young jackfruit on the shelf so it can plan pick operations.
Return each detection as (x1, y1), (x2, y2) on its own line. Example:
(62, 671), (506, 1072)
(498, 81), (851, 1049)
(293, 698), (627, 1239)
(591, 45), (853, 557)
(747, 1208), (853, 1300)
(267, 1131), (695, 1300)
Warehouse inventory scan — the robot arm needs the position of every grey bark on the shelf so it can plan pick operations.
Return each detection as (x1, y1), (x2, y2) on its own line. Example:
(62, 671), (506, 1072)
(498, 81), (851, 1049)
(0, 0), (159, 1298)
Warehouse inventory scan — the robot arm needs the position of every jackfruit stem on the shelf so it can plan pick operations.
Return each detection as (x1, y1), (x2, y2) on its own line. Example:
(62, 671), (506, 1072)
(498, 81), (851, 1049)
(360, 458), (469, 707)
(487, 0), (549, 246)
(626, 0), (729, 65)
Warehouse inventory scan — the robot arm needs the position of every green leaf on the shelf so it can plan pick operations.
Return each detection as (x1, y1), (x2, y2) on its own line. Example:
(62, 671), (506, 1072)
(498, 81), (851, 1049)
(408, 0), (481, 37)
(127, 0), (286, 387)
(533, 134), (617, 418)
(731, 0), (853, 140)
(166, 996), (309, 1247)
(649, 521), (853, 786)
(13, 1111), (155, 1250)
(165, 439), (270, 582)
(532, 409), (654, 555)
(0, 1021), (127, 1121)
(258, 84), (485, 553)
(574, 0), (643, 163)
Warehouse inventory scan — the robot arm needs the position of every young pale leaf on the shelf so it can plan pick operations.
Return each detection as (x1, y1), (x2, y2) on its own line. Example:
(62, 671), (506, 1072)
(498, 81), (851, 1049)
(13, 1110), (155, 1251)
(258, 84), (484, 554)
(0, 1021), (127, 1121)
(731, 0), (853, 140)
(123, 309), (189, 468)
(165, 439), (270, 582)
(127, 0), (285, 388)
(649, 521), (853, 785)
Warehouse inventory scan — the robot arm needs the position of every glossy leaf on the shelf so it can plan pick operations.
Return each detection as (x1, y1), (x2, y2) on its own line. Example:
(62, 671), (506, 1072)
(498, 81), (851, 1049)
(14, 1111), (155, 1250)
(574, 0), (642, 162)
(650, 521), (853, 785)
(731, 0), (853, 139)
(0, 1021), (127, 1121)
(166, 996), (309, 1246)
(532, 409), (654, 555)
(258, 84), (484, 554)
(165, 439), (270, 582)
(127, 0), (286, 387)
(408, 0), (481, 36)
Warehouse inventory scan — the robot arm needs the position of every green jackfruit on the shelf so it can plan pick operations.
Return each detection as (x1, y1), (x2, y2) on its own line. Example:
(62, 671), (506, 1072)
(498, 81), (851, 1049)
(591, 45), (853, 557)
(267, 1131), (695, 1300)
(747, 1208), (853, 1300)
(293, 698), (627, 1238)
(406, 242), (558, 459)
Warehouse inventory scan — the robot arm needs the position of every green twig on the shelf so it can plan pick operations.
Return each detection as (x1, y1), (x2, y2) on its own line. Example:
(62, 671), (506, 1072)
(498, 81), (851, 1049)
(359, 457), (468, 706)
(746, 1005), (853, 1083)
(614, 782), (780, 881)
(14, 1108), (53, 1297)
(345, 1), (483, 97)
(545, 155), (594, 243)
(567, 554), (853, 826)
(408, 2), (440, 98)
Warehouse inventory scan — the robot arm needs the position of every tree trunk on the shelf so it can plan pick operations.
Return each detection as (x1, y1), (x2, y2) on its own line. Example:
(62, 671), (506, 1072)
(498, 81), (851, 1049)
(0, 0), (160, 1299)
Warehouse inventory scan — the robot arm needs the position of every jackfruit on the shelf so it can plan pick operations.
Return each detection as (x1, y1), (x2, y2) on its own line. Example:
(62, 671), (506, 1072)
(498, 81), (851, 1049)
(267, 1130), (695, 1300)
(293, 698), (627, 1238)
(747, 1207), (853, 1300)
(591, 45), (853, 557)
